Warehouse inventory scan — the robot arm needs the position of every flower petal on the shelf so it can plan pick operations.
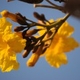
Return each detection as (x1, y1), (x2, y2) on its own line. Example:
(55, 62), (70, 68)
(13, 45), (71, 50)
(3, 33), (26, 53)
(45, 52), (68, 68)
(58, 21), (74, 37)
(0, 17), (12, 33)
(0, 48), (19, 72)
(62, 37), (79, 52)
(0, 16), (26, 72)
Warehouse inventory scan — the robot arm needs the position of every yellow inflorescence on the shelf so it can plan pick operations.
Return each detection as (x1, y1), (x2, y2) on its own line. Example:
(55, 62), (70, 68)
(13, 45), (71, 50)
(37, 19), (79, 68)
(0, 17), (26, 72)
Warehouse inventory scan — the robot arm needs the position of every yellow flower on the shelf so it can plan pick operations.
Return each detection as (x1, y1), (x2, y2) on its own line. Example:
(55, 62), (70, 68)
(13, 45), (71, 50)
(45, 52), (67, 68)
(0, 17), (26, 72)
(3, 32), (26, 53)
(37, 19), (79, 68)
(0, 17), (12, 33)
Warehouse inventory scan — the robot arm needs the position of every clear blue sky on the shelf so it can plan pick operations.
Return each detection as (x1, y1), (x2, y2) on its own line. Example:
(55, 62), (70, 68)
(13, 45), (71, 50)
(0, 0), (80, 80)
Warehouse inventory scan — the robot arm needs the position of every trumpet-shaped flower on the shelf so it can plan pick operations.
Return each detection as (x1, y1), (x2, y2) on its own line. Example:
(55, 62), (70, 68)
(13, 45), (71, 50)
(37, 19), (79, 68)
(0, 17), (26, 72)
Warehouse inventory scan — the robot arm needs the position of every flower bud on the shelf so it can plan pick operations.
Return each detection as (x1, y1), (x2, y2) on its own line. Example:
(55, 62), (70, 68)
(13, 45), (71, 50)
(0, 10), (9, 17)
(32, 45), (39, 53)
(27, 44), (44, 67)
(33, 12), (42, 20)
(1, 10), (17, 21)
(22, 50), (30, 58)
(41, 14), (50, 24)
(1, 10), (28, 25)
(14, 26), (26, 32)
(27, 53), (40, 67)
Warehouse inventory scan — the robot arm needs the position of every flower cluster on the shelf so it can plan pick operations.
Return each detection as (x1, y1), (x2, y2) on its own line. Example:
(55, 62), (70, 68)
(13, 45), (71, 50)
(0, 17), (26, 72)
(0, 0), (80, 72)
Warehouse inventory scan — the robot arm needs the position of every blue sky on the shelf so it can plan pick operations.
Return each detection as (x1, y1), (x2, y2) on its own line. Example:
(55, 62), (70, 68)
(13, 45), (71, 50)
(0, 0), (80, 80)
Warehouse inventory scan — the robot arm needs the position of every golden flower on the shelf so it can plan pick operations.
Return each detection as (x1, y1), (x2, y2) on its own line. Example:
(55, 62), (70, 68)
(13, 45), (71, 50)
(0, 17), (26, 72)
(37, 19), (79, 68)
(0, 17), (12, 33)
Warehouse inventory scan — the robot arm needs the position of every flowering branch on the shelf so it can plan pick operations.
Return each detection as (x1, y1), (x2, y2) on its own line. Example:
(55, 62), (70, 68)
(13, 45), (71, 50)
(0, 0), (79, 72)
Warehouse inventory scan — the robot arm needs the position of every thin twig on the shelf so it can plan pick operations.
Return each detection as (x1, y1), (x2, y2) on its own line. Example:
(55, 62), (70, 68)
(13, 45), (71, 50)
(25, 17), (50, 28)
(42, 13), (71, 46)
(34, 4), (66, 13)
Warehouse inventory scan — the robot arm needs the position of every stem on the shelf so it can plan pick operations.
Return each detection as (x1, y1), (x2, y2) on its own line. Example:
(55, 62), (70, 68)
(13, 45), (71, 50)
(42, 13), (71, 46)
(34, 4), (66, 13)
(62, 13), (71, 21)
(34, 4), (57, 9)
(50, 13), (71, 29)
(38, 31), (48, 41)
(26, 18), (49, 28)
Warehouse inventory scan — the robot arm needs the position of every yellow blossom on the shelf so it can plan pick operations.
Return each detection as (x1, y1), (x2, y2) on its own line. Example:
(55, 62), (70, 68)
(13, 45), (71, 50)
(37, 19), (79, 68)
(0, 17), (26, 72)
(45, 52), (67, 68)
(0, 17), (12, 33)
